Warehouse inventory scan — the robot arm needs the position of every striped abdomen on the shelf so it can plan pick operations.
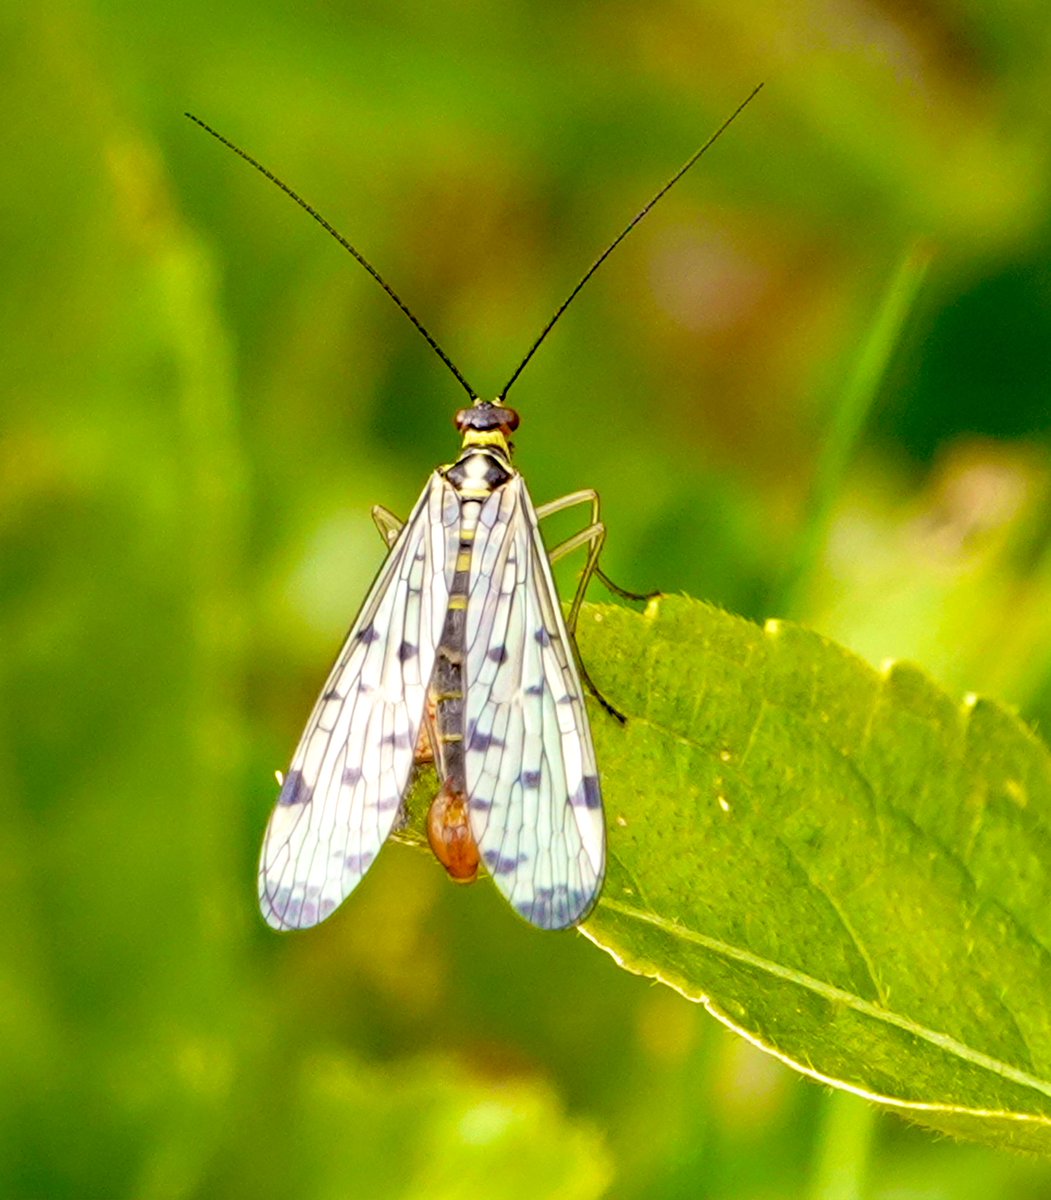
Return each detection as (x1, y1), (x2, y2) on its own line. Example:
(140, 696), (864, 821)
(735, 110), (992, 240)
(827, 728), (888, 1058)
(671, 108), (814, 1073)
(426, 449), (514, 881)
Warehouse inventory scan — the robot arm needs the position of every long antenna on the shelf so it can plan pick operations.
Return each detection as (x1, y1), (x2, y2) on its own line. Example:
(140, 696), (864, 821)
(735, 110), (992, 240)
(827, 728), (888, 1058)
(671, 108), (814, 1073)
(184, 112), (479, 401)
(498, 83), (764, 400)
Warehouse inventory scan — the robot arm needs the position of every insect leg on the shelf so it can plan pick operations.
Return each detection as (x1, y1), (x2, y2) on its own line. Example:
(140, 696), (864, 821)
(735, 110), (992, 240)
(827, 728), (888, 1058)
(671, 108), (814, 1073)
(535, 488), (600, 523)
(371, 505), (404, 549)
(593, 566), (657, 603)
(539, 490), (657, 604)
(544, 519), (627, 724)
(546, 521), (605, 635)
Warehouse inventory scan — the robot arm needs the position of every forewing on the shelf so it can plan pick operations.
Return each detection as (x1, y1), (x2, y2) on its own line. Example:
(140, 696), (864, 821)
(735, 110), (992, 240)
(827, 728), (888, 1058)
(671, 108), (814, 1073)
(463, 477), (605, 929)
(260, 473), (460, 929)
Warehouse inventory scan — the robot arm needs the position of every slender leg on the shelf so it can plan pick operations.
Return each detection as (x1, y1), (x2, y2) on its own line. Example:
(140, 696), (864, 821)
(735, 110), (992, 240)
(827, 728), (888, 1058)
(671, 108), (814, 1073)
(539, 488), (663, 722)
(372, 505), (403, 549)
(539, 490), (658, 603)
(594, 566), (657, 603)
(536, 489), (601, 523)
(547, 521), (606, 635)
(544, 519), (627, 724)
(577, 645), (626, 725)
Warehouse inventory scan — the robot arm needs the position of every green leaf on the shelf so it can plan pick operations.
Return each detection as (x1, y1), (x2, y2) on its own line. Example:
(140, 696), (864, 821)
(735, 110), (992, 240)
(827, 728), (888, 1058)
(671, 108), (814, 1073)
(575, 594), (1051, 1155)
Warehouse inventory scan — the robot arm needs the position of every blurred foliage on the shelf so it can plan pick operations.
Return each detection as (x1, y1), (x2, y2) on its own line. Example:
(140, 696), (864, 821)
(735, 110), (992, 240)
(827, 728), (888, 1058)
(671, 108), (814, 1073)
(4, 1), (1051, 1197)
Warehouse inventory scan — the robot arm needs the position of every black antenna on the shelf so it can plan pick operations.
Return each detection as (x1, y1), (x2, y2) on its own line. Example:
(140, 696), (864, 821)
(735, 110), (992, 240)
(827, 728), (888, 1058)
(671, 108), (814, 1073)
(184, 112), (479, 401)
(499, 83), (764, 400)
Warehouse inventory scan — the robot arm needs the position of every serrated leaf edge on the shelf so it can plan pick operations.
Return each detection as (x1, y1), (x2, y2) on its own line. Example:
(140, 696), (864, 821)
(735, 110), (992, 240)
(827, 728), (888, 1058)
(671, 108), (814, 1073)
(583, 898), (1051, 1126)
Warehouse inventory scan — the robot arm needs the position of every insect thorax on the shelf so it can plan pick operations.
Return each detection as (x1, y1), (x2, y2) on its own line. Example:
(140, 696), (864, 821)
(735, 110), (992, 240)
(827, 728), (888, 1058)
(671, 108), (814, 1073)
(443, 446), (514, 499)
(445, 400), (519, 498)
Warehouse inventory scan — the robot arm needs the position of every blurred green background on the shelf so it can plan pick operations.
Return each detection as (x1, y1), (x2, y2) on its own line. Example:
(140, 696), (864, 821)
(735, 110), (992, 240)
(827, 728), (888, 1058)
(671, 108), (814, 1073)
(5, 2), (1051, 1197)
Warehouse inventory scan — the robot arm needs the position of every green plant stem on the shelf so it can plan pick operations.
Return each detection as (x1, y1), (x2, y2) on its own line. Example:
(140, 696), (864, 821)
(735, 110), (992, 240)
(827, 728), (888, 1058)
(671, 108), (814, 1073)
(807, 1091), (879, 1200)
(780, 241), (932, 616)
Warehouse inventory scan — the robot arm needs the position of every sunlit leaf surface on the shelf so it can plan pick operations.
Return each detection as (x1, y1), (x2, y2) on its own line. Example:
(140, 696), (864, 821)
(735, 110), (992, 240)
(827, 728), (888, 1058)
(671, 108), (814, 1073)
(578, 596), (1051, 1152)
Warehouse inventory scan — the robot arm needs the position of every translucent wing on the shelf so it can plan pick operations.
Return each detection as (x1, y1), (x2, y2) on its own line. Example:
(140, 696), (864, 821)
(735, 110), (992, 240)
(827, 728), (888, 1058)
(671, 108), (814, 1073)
(463, 476), (605, 929)
(260, 473), (460, 929)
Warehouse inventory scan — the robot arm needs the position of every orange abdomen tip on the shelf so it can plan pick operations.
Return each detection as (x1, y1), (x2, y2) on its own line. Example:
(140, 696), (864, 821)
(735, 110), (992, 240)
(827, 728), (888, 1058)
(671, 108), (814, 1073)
(427, 781), (480, 883)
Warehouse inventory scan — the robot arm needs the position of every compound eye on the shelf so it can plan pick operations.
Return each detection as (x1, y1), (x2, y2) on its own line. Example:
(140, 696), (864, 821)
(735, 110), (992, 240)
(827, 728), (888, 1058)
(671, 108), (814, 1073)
(454, 403), (520, 435)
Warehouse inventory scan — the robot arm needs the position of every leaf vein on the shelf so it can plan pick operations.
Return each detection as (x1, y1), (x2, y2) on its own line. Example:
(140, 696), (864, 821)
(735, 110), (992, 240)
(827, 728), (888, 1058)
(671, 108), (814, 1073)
(598, 897), (1051, 1105)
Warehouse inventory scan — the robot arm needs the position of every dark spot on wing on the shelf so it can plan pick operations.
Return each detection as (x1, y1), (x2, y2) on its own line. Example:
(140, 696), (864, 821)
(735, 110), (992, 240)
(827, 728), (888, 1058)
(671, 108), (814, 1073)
(515, 884), (592, 929)
(382, 730), (413, 749)
(267, 886), (294, 922)
(535, 627), (551, 647)
(468, 726), (505, 752)
(570, 775), (602, 810)
(398, 640), (418, 661)
(487, 644), (509, 664)
(322, 688), (341, 701)
(358, 623), (380, 644)
(278, 770), (312, 807)
(470, 796), (493, 813)
(344, 851), (376, 875)
(518, 887), (556, 927)
(342, 767), (362, 787)
(525, 680), (545, 696)
(521, 770), (541, 789)
(483, 850), (527, 875)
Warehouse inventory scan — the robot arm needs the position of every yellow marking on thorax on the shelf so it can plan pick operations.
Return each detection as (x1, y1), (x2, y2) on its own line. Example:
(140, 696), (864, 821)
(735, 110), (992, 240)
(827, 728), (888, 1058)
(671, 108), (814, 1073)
(461, 428), (511, 454)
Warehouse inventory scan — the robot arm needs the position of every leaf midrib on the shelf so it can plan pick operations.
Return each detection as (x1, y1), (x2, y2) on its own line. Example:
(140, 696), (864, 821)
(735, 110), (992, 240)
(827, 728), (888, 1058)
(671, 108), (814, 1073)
(595, 896), (1051, 1109)
(614, 656), (1051, 1071)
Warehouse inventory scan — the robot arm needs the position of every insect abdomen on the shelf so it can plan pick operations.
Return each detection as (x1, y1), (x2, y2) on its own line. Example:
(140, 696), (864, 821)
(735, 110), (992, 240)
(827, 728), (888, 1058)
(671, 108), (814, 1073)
(425, 487), (482, 881)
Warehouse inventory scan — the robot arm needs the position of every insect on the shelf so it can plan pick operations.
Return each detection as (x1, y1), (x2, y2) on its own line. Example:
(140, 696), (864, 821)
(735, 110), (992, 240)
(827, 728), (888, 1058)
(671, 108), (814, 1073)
(186, 86), (761, 931)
